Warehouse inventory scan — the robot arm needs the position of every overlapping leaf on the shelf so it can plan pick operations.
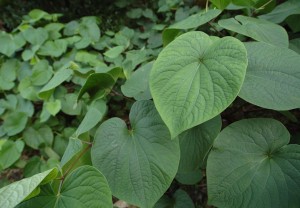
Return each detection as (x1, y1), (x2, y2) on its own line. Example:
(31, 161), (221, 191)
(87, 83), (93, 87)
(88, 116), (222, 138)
(150, 31), (247, 138)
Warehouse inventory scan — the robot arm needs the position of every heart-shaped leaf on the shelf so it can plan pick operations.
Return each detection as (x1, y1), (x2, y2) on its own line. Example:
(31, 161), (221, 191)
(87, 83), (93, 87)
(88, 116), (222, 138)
(150, 31), (247, 138)
(239, 42), (300, 110)
(3, 112), (28, 136)
(17, 166), (112, 208)
(0, 140), (24, 171)
(207, 118), (300, 208)
(91, 100), (180, 207)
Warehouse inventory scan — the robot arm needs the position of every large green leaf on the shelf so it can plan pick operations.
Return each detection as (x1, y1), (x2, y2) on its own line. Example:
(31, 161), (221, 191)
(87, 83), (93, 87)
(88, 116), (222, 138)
(239, 42), (300, 110)
(150, 31), (247, 138)
(218, 15), (289, 47)
(207, 118), (300, 208)
(17, 166), (112, 208)
(258, 0), (300, 23)
(0, 168), (57, 208)
(176, 115), (221, 185)
(91, 100), (180, 207)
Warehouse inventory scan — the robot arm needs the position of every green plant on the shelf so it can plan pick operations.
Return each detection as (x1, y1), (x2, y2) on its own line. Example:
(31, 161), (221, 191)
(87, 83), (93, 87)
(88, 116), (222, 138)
(0, 0), (300, 207)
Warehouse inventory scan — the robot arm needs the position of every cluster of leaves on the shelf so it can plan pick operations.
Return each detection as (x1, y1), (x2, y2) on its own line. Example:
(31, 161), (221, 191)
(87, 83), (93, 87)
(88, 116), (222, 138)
(0, 0), (300, 207)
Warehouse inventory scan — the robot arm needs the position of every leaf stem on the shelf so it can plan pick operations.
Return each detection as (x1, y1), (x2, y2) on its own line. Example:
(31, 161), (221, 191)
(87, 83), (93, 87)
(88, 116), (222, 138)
(62, 143), (92, 178)
(57, 143), (92, 195)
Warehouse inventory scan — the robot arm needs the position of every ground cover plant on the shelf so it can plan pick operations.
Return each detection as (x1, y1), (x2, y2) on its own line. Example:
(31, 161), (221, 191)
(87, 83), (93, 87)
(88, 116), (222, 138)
(0, 0), (300, 207)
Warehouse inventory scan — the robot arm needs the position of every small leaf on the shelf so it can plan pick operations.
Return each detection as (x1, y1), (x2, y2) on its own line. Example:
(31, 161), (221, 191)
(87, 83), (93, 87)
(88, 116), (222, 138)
(30, 60), (53, 86)
(39, 67), (73, 100)
(0, 32), (17, 56)
(0, 140), (24, 171)
(75, 99), (107, 136)
(104, 46), (125, 59)
(60, 137), (82, 167)
(207, 118), (300, 207)
(0, 168), (57, 208)
(121, 62), (153, 100)
(2, 112), (28, 136)
(77, 73), (115, 101)
(91, 100), (180, 207)
(0, 59), (19, 90)
(45, 99), (61, 116)
(38, 39), (67, 57)
(22, 27), (48, 46)
(150, 31), (247, 138)
(23, 126), (53, 149)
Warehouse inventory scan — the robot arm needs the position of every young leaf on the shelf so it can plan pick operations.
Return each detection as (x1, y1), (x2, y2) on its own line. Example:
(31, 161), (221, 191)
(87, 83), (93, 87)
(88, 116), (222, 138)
(91, 100), (180, 208)
(75, 99), (107, 136)
(163, 9), (222, 46)
(218, 15), (289, 47)
(39, 67), (73, 100)
(150, 31), (247, 138)
(60, 137), (83, 167)
(77, 73), (115, 101)
(17, 166), (112, 208)
(104, 46), (125, 59)
(239, 42), (300, 110)
(207, 118), (300, 208)
(0, 168), (57, 208)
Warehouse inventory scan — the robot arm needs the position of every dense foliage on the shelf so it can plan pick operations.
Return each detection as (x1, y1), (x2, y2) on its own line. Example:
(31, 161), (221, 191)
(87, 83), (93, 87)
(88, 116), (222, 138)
(0, 0), (300, 207)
